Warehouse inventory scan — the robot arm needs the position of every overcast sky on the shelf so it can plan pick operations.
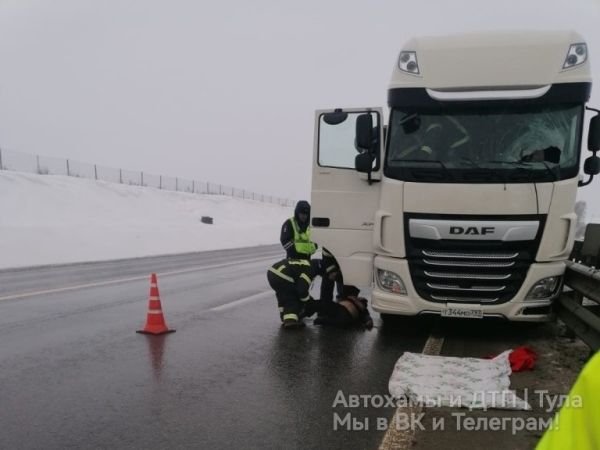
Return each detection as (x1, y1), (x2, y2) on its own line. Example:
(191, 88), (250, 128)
(1, 0), (600, 212)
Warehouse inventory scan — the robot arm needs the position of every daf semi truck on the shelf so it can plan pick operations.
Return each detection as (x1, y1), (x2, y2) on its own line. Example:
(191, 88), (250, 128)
(311, 30), (600, 321)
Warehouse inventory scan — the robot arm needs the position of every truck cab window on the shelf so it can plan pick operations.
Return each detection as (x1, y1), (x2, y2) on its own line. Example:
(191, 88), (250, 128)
(319, 111), (379, 169)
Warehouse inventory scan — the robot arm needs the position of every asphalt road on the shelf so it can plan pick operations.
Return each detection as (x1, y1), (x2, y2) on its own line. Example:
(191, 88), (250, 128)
(0, 246), (434, 449)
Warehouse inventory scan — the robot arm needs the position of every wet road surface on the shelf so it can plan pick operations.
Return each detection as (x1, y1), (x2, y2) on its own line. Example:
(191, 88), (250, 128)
(0, 246), (434, 449)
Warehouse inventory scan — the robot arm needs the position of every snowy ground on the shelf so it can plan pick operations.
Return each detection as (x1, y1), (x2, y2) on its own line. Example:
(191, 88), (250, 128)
(0, 172), (292, 269)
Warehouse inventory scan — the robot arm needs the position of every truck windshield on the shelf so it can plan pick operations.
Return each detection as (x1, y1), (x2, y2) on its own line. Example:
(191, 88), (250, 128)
(385, 103), (583, 183)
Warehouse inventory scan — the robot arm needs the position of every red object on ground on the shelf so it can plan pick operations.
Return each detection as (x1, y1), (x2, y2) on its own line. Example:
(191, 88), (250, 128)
(484, 346), (538, 372)
(136, 273), (176, 335)
(509, 346), (537, 372)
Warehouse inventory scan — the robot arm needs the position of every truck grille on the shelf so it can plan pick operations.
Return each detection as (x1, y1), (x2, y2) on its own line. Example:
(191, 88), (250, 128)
(405, 214), (544, 305)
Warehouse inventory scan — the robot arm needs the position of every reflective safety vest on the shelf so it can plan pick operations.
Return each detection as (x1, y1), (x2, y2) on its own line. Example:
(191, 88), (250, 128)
(535, 351), (600, 450)
(290, 217), (317, 257)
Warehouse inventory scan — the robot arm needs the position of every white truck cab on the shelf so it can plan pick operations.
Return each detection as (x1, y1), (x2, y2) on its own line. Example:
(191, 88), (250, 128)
(311, 30), (600, 321)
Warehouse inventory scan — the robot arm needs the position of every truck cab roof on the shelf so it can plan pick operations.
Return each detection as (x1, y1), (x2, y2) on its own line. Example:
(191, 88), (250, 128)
(389, 30), (591, 93)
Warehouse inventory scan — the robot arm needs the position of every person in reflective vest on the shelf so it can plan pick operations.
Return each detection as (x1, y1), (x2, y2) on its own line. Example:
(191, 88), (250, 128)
(535, 350), (600, 450)
(267, 258), (338, 329)
(280, 200), (317, 260)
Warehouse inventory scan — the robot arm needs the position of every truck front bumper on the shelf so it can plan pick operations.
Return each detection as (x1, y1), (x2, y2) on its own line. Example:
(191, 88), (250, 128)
(371, 256), (565, 322)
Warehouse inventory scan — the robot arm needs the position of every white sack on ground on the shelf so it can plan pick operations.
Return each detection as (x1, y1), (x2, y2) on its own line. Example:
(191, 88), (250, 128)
(388, 350), (531, 411)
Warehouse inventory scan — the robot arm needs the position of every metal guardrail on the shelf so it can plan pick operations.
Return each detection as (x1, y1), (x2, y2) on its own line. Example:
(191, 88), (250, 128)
(556, 260), (600, 351)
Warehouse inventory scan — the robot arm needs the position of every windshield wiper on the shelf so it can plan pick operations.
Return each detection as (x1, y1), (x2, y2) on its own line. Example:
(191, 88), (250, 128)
(459, 157), (506, 182)
(538, 160), (560, 181)
(488, 160), (559, 181)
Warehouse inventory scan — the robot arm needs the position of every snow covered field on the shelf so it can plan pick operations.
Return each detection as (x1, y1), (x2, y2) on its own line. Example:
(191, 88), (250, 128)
(0, 172), (293, 269)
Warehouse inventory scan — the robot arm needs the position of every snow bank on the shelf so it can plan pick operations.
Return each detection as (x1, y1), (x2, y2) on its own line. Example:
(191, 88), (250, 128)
(0, 172), (292, 269)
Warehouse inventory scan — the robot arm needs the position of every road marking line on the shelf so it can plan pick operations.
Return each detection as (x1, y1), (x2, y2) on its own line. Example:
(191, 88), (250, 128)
(208, 291), (272, 312)
(0, 254), (279, 302)
(378, 330), (445, 450)
(421, 334), (445, 356)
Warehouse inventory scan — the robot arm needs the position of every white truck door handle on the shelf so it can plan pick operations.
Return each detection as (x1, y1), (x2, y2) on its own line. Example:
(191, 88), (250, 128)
(374, 210), (392, 253)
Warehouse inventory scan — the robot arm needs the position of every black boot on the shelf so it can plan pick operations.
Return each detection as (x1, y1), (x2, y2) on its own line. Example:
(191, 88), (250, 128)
(300, 302), (317, 319)
(282, 318), (305, 329)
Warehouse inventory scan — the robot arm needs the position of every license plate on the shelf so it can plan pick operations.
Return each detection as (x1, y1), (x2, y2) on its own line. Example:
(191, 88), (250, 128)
(441, 308), (484, 319)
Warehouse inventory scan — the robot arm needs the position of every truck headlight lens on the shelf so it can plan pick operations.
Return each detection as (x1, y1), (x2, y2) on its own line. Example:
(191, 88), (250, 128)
(398, 51), (420, 75)
(526, 276), (561, 300)
(377, 269), (407, 294)
(563, 43), (587, 69)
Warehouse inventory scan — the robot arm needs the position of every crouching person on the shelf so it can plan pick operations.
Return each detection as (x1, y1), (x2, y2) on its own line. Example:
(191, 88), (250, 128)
(267, 258), (340, 329)
(307, 286), (374, 330)
(266, 258), (325, 329)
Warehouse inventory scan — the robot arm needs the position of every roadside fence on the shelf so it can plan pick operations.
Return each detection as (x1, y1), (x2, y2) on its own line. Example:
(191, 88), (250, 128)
(0, 148), (295, 206)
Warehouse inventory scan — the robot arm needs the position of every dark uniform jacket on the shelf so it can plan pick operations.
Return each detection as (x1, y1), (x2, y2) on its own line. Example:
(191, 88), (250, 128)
(268, 258), (318, 301)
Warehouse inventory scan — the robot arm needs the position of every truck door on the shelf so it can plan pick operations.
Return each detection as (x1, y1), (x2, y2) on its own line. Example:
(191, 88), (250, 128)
(311, 108), (384, 286)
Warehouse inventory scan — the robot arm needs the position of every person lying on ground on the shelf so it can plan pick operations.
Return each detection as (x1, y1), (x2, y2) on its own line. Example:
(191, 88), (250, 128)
(304, 286), (374, 330)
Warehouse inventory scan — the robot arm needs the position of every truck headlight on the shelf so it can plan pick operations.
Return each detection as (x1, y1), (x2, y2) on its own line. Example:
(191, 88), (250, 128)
(377, 269), (407, 294)
(563, 43), (587, 69)
(526, 276), (561, 300)
(398, 51), (420, 75)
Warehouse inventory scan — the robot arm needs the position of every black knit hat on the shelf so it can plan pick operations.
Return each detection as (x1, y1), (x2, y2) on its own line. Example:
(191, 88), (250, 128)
(294, 200), (311, 230)
(295, 200), (310, 215)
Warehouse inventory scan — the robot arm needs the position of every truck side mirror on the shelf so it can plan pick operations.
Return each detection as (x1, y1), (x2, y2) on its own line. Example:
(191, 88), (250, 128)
(355, 152), (374, 173)
(356, 114), (374, 151)
(584, 155), (600, 175)
(579, 155), (600, 187)
(589, 114), (600, 151)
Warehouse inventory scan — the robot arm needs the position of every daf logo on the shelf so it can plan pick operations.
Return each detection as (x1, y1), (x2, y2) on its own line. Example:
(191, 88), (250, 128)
(409, 219), (539, 241)
(449, 226), (496, 236)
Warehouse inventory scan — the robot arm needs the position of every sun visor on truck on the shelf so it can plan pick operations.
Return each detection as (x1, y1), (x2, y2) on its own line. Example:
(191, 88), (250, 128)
(387, 82), (591, 110)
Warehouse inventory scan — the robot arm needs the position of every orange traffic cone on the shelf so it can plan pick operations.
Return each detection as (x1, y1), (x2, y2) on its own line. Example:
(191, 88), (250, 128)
(136, 273), (175, 335)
